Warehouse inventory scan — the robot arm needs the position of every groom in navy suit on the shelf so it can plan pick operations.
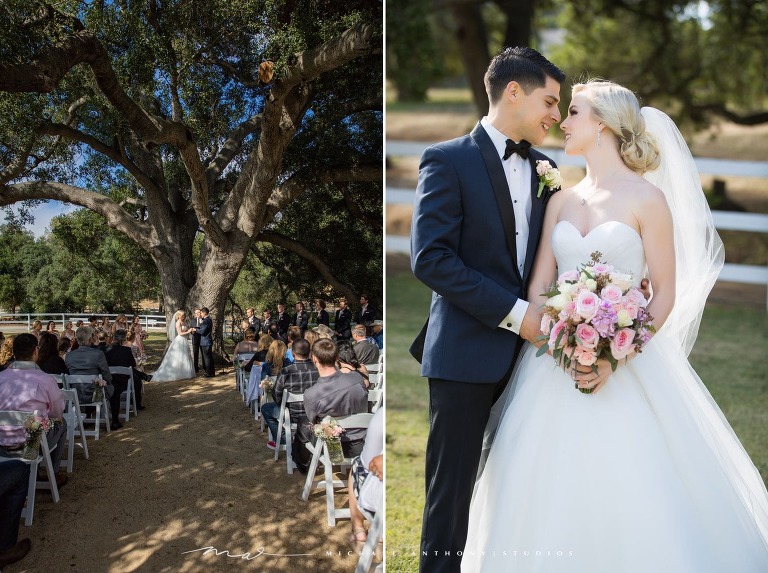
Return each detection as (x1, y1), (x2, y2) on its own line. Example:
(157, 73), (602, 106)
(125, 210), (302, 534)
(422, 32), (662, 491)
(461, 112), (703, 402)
(410, 47), (565, 573)
(197, 307), (215, 377)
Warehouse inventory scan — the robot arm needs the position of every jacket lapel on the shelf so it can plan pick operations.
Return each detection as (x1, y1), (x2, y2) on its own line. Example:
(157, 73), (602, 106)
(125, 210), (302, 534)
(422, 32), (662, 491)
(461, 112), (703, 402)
(470, 123), (522, 281)
(523, 152), (546, 282)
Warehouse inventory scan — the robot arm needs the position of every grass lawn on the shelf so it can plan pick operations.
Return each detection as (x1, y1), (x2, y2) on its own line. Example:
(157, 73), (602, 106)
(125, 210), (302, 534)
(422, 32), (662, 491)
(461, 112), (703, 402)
(385, 272), (768, 573)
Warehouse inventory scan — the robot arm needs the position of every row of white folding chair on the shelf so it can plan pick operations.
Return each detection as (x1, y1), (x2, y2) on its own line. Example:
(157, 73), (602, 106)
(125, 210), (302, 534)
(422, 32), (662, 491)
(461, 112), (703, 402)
(63, 375), (111, 439)
(109, 366), (138, 422)
(60, 388), (90, 474)
(355, 507), (383, 573)
(235, 353), (255, 399)
(273, 391), (303, 474)
(301, 412), (374, 526)
(0, 409), (61, 526)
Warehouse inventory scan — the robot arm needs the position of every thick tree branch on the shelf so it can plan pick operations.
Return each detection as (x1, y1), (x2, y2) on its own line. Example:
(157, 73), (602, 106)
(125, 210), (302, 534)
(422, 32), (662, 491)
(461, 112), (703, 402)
(264, 164), (381, 223)
(692, 104), (768, 126)
(38, 122), (159, 193)
(0, 180), (151, 243)
(257, 230), (358, 303)
(205, 115), (262, 186)
(271, 22), (376, 103)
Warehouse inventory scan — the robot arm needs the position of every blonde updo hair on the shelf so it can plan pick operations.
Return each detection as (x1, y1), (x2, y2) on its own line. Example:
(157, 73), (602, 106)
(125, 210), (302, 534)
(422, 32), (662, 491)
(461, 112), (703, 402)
(572, 80), (660, 173)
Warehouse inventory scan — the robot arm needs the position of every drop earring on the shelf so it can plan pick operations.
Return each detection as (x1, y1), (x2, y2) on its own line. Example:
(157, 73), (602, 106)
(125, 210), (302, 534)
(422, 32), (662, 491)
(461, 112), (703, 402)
(597, 128), (601, 147)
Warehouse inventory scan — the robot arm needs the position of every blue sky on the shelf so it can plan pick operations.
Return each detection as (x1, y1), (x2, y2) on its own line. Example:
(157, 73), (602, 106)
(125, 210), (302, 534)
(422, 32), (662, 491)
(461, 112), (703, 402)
(15, 201), (79, 238)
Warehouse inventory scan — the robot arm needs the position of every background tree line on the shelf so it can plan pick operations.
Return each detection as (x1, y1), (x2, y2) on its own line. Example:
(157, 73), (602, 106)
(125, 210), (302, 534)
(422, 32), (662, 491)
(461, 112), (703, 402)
(387, 0), (767, 128)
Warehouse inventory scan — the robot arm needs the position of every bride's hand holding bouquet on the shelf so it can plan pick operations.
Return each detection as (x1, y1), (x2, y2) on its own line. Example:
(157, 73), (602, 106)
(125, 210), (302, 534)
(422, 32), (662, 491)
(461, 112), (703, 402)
(537, 251), (655, 394)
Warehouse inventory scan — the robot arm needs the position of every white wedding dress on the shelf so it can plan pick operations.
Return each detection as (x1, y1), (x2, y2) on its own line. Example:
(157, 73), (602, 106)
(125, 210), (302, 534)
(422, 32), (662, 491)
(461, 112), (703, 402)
(461, 220), (768, 572)
(151, 320), (196, 382)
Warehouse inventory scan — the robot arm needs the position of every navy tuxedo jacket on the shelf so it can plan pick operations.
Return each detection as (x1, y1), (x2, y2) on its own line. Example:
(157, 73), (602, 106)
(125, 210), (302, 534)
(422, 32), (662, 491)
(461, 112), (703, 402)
(411, 122), (556, 383)
(197, 316), (213, 347)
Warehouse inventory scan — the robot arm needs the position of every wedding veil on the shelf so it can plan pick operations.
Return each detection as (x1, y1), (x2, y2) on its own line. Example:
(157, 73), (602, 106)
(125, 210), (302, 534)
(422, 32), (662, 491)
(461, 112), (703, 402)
(640, 106), (724, 356)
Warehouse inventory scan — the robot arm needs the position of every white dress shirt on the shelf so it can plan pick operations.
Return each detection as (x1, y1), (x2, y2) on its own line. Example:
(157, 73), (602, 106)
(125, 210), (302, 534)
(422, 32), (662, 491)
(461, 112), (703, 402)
(480, 117), (531, 334)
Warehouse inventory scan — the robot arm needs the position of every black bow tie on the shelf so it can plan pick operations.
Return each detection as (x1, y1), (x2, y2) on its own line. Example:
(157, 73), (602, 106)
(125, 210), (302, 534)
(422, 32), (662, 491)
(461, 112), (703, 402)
(503, 139), (531, 160)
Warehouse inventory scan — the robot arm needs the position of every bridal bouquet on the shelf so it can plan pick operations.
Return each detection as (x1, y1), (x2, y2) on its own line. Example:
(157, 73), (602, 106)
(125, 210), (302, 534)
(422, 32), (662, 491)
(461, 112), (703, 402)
(537, 251), (655, 393)
(23, 414), (53, 460)
(313, 416), (346, 463)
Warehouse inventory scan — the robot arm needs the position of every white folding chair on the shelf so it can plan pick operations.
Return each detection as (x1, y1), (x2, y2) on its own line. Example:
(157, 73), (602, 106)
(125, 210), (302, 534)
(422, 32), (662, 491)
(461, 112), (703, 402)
(301, 412), (374, 526)
(363, 362), (380, 374)
(355, 508), (383, 573)
(0, 410), (61, 526)
(367, 389), (383, 413)
(109, 366), (137, 422)
(273, 391), (303, 474)
(64, 375), (110, 439)
(234, 353), (255, 394)
(60, 389), (90, 473)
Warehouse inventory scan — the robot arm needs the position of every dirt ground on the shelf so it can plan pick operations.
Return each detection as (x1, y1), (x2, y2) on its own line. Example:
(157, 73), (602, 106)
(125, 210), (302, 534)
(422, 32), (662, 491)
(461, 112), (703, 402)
(9, 369), (366, 573)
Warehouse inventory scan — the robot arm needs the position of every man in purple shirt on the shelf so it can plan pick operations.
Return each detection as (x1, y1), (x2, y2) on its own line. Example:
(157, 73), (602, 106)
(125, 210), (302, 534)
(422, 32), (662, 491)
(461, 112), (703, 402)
(0, 334), (68, 488)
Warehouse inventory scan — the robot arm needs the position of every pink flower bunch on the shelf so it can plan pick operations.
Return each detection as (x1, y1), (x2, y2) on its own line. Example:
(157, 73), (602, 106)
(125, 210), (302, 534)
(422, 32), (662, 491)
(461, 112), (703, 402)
(537, 251), (655, 376)
(313, 416), (346, 440)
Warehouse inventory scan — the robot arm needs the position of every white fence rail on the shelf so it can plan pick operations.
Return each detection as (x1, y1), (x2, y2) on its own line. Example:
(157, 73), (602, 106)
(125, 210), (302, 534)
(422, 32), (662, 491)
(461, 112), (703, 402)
(387, 140), (768, 307)
(0, 313), (167, 333)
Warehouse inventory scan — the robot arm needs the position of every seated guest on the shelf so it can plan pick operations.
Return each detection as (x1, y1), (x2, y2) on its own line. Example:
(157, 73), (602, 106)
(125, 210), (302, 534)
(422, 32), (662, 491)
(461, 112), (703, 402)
(268, 322), (282, 342)
(303, 339), (368, 457)
(262, 339), (287, 380)
(312, 323), (334, 340)
(233, 328), (259, 356)
(65, 326), (114, 415)
(304, 329), (319, 351)
(105, 330), (150, 415)
(58, 337), (72, 358)
(0, 334), (68, 488)
(0, 460), (32, 568)
(285, 326), (302, 364)
(242, 334), (271, 374)
(351, 324), (380, 365)
(36, 332), (67, 375)
(261, 339), (320, 451)
(0, 336), (15, 372)
(337, 339), (370, 388)
(348, 406), (384, 547)
(95, 331), (108, 352)
(370, 320), (383, 350)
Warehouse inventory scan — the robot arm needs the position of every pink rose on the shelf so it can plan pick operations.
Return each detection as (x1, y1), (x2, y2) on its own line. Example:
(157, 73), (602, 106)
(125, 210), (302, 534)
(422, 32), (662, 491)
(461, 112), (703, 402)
(574, 346), (597, 366)
(600, 284), (624, 304)
(610, 328), (636, 360)
(558, 270), (580, 283)
(575, 290), (600, 321)
(540, 314), (553, 335)
(625, 287), (648, 308)
(548, 319), (568, 350)
(620, 301), (639, 320)
(575, 323), (599, 349)
(592, 263), (612, 274)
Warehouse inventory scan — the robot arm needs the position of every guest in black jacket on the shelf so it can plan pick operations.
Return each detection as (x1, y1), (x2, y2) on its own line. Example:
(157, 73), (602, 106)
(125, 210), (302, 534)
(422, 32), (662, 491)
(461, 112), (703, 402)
(104, 330), (150, 416)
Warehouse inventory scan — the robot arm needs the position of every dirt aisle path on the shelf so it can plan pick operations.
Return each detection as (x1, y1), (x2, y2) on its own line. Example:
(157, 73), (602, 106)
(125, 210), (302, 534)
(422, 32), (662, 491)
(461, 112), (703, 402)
(11, 371), (359, 572)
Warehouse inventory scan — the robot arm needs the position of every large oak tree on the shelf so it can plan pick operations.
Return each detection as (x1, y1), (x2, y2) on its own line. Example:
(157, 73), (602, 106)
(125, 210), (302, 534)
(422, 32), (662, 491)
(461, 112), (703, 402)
(0, 0), (382, 349)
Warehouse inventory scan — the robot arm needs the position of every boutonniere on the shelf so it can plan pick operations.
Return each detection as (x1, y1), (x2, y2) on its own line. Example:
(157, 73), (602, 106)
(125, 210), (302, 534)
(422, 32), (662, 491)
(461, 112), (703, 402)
(535, 160), (563, 198)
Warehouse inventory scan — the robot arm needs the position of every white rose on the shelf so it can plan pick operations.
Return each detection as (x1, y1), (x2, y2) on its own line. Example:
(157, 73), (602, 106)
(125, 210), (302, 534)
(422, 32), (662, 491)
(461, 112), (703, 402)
(546, 294), (569, 311)
(610, 273), (633, 291)
(617, 309), (633, 327)
(584, 278), (597, 291)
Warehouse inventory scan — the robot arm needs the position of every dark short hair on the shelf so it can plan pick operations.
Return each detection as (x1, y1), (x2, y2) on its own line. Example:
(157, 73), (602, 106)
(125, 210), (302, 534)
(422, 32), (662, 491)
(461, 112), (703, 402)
(200, 307), (209, 314)
(13, 333), (38, 361)
(113, 329), (127, 344)
(311, 338), (338, 367)
(484, 46), (565, 105)
(316, 299), (326, 309)
(292, 338), (310, 358)
(287, 325), (302, 342)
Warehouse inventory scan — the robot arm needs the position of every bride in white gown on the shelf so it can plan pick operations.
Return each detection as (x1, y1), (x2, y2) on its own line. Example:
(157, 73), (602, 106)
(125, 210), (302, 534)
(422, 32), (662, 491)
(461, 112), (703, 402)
(461, 81), (768, 572)
(151, 309), (196, 382)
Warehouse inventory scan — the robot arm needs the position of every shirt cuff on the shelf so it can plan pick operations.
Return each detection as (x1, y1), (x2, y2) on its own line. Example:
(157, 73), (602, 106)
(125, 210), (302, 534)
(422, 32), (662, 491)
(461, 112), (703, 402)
(498, 299), (530, 334)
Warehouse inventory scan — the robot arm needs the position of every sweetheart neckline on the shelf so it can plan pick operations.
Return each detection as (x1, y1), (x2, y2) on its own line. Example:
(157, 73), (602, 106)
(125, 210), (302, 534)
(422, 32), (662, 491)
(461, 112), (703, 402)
(554, 220), (642, 241)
